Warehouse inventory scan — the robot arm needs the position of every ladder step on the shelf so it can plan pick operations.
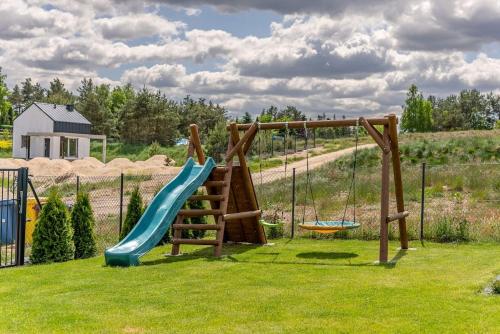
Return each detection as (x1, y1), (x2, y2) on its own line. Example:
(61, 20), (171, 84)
(172, 239), (219, 245)
(178, 209), (222, 217)
(188, 194), (225, 201)
(173, 224), (220, 230)
(214, 167), (229, 172)
(204, 181), (228, 187)
(224, 210), (261, 221)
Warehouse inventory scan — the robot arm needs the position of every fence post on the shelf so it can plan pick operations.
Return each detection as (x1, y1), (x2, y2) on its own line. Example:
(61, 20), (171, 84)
(294, 135), (297, 153)
(313, 129), (316, 148)
(119, 173), (124, 237)
(291, 168), (296, 239)
(420, 162), (426, 242)
(76, 175), (80, 196)
(16, 167), (28, 266)
(271, 136), (274, 156)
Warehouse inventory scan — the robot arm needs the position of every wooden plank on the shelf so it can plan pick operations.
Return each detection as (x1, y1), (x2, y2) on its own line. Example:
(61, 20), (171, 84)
(225, 122), (257, 162)
(170, 215), (184, 255)
(232, 118), (390, 130)
(360, 117), (389, 153)
(229, 123), (267, 244)
(388, 114), (409, 250)
(173, 224), (220, 230)
(189, 124), (205, 164)
(379, 125), (391, 263)
(178, 209), (222, 217)
(387, 211), (410, 222)
(224, 210), (261, 221)
(204, 181), (227, 187)
(172, 239), (219, 245)
(189, 194), (225, 201)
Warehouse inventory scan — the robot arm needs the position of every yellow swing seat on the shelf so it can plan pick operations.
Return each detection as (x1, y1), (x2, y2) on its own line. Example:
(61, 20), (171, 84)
(299, 221), (360, 234)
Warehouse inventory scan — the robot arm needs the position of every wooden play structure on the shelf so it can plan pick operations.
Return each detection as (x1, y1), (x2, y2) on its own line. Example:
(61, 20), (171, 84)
(172, 114), (409, 263)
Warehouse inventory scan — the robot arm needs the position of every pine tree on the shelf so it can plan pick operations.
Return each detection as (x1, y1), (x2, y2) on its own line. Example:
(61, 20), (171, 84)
(189, 190), (207, 239)
(120, 187), (144, 240)
(31, 190), (74, 264)
(71, 192), (97, 259)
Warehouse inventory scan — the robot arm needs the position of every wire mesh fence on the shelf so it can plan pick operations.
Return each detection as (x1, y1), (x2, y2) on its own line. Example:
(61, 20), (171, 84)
(254, 161), (500, 242)
(24, 160), (499, 257)
(27, 173), (178, 254)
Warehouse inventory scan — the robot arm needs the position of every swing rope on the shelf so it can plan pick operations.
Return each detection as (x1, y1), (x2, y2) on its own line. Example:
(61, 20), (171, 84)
(299, 119), (361, 233)
(341, 119), (359, 226)
(301, 122), (319, 225)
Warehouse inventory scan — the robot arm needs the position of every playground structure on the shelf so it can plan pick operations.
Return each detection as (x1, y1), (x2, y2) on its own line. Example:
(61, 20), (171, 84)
(105, 114), (409, 266)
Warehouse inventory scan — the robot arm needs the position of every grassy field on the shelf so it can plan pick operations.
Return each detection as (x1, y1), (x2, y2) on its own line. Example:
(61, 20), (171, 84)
(257, 131), (500, 242)
(0, 239), (498, 333)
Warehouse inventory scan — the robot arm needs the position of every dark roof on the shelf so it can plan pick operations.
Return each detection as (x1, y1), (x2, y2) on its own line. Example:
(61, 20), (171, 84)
(33, 102), (91, 125)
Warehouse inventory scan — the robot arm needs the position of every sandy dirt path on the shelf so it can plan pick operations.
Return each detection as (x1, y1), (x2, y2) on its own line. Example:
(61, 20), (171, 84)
(251, 144), (377, 184)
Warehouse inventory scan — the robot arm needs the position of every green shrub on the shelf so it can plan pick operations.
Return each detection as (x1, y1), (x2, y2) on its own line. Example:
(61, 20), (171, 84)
(148, 140), (161, 157)
(493, 279), (500, 294)
(262, 211), (285, 239)
(120, 187), (144, 240)
(71, 192), (97, 259)
(31, 190), (75, 264)
(189, 191), (207, 239)
(431, 216), (470, 243)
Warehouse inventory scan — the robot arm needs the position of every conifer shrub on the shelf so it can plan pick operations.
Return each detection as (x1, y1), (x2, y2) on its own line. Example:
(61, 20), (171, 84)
(31, 190), (74, 264)
(71, 192), (97, 259)
(120, 186), (143, 240)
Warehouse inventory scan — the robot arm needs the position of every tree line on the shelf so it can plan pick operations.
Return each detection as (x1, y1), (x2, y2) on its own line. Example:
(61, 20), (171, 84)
(401, 84), (500, 133)
(0, 68), (227, 146)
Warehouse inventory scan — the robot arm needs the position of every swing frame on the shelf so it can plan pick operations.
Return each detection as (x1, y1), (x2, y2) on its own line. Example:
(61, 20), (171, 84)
(227, 114), (409, 263)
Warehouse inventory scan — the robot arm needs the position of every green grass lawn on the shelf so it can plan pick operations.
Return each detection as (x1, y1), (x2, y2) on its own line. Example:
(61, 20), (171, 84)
(1, 239), (498, 333)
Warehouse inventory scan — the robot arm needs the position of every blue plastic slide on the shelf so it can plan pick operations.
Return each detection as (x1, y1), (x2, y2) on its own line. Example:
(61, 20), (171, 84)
(105, 157), (216, 266)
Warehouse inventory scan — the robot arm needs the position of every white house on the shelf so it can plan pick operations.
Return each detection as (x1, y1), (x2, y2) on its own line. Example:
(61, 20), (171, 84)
(13, 102), (106, 161)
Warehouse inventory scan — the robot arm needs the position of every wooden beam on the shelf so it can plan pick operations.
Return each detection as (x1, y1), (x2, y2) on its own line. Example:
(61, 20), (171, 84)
(388, 114), (409, 249)
(204, 180), (228, 187)
(226, 122), (257, 162)
(170, 215), (184, 255)
(189, 124), (205, 164)
(173, 224), (220, 230)
(360, 117), (390, 153)
(188, 194), (225, 201)
(379, 125), (391, 263)
(387, 211), (410, 223)
(224, 210), (261, 221)
(172, 239), (219, 245)
(178, 209), (222, 217)
(243, 126), (258, 155)
(232, 118), (390, 130)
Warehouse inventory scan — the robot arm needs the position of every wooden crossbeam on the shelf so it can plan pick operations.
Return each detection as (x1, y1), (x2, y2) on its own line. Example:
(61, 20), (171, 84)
(226, 122), (257, 162)
(173, 224), (220, 230)
(232, 118), (390, 130)
(360, 117), (390, 153)
(224, 210), (261, 221)
(387, 211), (410, 223)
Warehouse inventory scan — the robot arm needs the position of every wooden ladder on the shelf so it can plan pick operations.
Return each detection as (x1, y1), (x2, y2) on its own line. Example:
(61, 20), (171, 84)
(171, 165), (233, 257)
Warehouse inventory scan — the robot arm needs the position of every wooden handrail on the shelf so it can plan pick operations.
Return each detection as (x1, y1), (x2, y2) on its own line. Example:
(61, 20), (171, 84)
(224, 210), (261, 221)
(189, 124), (205, 164)
(387, 211), (409, 223)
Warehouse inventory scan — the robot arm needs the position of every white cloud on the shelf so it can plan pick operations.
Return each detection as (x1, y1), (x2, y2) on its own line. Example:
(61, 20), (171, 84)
(2, 0), (500, 117)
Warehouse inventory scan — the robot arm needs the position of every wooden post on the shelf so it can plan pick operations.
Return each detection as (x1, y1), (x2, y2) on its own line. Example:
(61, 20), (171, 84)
(171, 215), (184, 255)
(102, 137), (107, 163)
(379, 125), (391, 263)
(388, 114), (408, 249)
(229, 123), (266, 244)
(189, 124), (205, 164)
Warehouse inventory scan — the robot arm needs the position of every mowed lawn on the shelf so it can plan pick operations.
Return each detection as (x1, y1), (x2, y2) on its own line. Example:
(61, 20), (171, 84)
(0, 240), (499, 333)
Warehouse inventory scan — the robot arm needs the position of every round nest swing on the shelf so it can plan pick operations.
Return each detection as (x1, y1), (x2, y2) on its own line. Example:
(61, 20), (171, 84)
(298, 221), (360, 234)
(298, 121), (361, 235)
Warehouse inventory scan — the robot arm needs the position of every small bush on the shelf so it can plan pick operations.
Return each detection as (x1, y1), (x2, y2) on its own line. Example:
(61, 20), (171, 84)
(71, 192), (97, 259)
(262, 211), (285, 239)
(493, 279), (500, 294)
(120, 187), (144, 240)
(189, 191), (207, 239)
(148, 140), (162, 157)
(31, 190), (75, 264)
(431, 216), (470, 243)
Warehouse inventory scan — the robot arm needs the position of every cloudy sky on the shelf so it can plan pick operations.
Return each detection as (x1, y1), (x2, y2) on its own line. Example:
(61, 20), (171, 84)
(1, 0), (500, 118)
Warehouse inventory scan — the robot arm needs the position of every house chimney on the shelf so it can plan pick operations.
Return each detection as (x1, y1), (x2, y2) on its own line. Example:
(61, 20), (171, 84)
(66, 104), (74, 112)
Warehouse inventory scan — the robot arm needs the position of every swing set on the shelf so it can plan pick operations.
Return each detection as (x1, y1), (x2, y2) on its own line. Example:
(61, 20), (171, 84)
(226, 114), (410, 263)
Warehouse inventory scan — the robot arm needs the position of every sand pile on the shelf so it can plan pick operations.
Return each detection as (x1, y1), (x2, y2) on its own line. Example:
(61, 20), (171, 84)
(0, 154), (180, 176)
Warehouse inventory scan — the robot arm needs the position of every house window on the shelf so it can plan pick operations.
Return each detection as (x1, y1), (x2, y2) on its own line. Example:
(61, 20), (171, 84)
(21, 135), (29, 148)
(59, 137), (78, 158)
